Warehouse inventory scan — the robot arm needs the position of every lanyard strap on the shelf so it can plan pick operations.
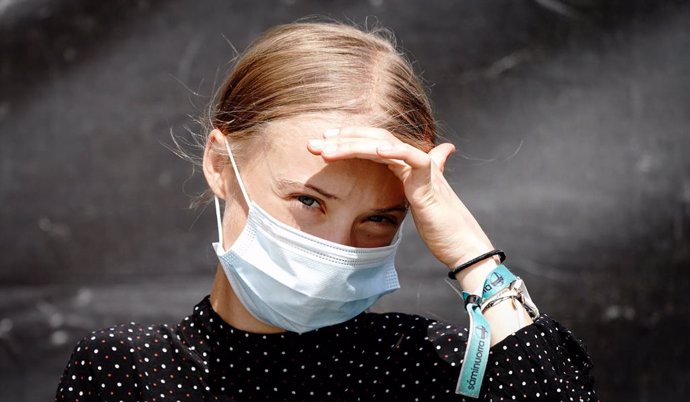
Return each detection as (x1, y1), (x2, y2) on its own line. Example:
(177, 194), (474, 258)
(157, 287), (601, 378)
(455, 264), (517, 398)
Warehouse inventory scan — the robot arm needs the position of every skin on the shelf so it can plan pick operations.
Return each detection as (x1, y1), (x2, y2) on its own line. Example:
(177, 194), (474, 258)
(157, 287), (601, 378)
(203, 113), (532, 344)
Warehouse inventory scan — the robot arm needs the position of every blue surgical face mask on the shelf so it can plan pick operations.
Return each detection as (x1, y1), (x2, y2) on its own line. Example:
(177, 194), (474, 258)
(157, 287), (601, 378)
(212, 138), (402, 334)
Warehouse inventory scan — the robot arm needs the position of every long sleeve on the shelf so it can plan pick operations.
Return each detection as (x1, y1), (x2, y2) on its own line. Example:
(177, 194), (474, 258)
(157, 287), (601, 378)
(427, 314), (597, 401)
(481, 315), (597, 400)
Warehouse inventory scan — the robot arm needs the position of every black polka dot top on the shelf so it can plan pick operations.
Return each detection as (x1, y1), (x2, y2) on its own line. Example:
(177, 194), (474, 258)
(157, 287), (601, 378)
(55, 296), (597, 401)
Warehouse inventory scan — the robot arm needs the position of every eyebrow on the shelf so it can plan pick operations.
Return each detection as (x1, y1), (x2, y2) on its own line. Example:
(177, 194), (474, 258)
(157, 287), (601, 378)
(275, 178), (339, 200)
(274, 177), (409, 214)
(370, 205), (409, 215)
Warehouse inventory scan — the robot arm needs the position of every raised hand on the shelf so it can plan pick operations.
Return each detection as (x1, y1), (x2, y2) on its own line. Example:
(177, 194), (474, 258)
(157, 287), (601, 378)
(307, 126), (498, 290)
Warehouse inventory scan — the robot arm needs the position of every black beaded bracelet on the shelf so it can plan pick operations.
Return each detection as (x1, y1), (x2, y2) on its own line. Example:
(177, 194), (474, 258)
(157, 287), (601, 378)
(447, 249), (506, 279)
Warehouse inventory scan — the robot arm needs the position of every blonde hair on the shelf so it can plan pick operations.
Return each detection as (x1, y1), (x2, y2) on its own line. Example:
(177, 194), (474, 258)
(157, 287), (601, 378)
(178, 20), (438, 207)
(213, 21), (436, 151)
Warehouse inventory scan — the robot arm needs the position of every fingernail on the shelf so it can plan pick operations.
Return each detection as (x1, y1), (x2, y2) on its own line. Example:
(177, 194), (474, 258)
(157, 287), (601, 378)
(308, 139), (324, 150)
(377, 143), (393, 152)
(323, 128), (340, 138)
(323, 144), (338, 155)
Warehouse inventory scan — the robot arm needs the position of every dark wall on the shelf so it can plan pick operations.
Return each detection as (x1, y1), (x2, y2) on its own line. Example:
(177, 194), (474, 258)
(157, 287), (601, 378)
(1, 0), (689, 400)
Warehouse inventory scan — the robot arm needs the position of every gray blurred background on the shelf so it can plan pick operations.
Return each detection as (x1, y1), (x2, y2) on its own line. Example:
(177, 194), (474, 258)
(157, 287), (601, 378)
(1, 0), (689, 400)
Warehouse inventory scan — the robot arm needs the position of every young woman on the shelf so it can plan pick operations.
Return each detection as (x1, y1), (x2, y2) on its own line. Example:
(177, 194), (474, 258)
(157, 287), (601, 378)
(55, 21), (596, 401)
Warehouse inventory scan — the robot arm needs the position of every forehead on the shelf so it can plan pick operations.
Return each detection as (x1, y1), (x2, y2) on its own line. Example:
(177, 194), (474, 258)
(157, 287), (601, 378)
(255, 113), (367, 166)
(264, 113), (370, 143)
(247, 114), (404, 202)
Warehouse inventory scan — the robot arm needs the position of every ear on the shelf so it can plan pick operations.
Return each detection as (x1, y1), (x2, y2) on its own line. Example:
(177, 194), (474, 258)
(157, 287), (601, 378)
(203, 129), (230, 200)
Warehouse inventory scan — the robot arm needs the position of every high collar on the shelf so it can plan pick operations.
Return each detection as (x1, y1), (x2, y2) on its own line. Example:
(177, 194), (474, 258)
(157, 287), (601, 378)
(176, 296), (362, 362)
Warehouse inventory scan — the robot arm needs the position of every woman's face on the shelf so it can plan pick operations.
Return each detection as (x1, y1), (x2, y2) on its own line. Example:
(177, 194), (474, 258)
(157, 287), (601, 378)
(216, 114), (408, 249)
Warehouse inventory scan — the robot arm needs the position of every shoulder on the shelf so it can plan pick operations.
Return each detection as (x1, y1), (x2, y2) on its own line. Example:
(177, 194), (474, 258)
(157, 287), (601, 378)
(64, 321), (181, 377)
(74, 322), (177, 356)
(56, 322), (183, 400)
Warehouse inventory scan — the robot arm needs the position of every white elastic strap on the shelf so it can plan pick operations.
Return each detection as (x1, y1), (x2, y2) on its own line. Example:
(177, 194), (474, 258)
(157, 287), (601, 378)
(214, 196), (224, 246)
(223, 138), (251, 206)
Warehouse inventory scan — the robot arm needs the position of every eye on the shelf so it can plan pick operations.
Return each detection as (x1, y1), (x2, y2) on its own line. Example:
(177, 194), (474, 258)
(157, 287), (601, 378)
(296, 195), (320, 208)
(367, 215), (397, 225)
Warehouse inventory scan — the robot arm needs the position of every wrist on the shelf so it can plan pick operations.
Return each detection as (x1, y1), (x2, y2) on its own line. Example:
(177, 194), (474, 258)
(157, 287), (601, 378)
(452, 255), (501, 292)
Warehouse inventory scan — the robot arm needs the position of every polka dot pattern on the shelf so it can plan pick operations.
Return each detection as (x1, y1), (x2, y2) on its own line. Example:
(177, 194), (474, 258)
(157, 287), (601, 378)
(55, 296), (597, 401)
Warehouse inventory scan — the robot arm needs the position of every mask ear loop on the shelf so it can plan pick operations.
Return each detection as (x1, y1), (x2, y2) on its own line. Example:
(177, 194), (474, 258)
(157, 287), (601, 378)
(214, 137), (252, 248)
(222, 137), (251, 205)
(214, 196), (225, 247)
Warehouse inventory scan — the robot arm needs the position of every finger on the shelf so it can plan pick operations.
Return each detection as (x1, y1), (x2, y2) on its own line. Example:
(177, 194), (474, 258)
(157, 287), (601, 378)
(310, 137), (434, 174)
(323, 126), (398, 142)
(308, 138), (407, 166)
(321, 128), (442, 170)
(428, 143), (456, 172)
(310, 136), (383, 151)
(375, 142), (432, 170)
(325, 130), (449, 170)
